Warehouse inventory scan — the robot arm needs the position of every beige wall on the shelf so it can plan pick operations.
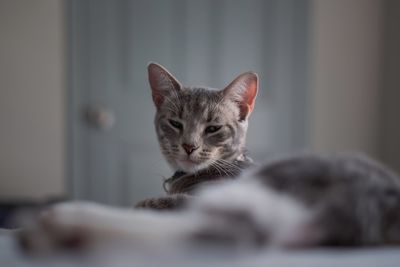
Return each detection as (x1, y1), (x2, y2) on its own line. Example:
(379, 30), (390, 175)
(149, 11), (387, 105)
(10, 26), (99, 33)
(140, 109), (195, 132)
(310, 0), (383, 158)
(0, 0), (65, 199)
(380, 0), (400, 172)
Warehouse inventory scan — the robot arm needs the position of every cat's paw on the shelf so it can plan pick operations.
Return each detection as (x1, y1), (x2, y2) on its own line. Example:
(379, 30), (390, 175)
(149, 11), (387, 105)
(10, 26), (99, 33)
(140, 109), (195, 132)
(135, 195), (187, 210)
(135, 197), (170, 210)
(18, 202), (94, 253)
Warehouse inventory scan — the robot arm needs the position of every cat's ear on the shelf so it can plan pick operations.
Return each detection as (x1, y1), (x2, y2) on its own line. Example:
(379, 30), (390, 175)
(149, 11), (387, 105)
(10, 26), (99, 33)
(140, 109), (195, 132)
(222, 72), (258, 121)
(148, 62), (182, 108)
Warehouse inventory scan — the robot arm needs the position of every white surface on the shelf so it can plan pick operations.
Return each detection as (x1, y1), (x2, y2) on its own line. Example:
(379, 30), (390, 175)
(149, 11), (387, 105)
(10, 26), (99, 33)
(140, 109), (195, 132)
(0, 230), (400, 267)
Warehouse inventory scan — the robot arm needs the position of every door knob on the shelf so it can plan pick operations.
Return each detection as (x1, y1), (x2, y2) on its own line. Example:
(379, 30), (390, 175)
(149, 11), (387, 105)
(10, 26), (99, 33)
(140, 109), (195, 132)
(85, 107), (115, 130)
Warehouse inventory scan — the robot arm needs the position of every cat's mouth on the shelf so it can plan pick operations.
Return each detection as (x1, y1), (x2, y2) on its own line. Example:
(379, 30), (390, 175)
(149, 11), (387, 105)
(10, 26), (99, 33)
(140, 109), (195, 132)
(181, 158), (198, 164)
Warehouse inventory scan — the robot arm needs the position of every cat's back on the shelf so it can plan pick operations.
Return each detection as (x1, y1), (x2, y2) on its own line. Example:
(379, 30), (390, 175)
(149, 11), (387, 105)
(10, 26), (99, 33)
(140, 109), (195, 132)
(250, 153), (400, 206)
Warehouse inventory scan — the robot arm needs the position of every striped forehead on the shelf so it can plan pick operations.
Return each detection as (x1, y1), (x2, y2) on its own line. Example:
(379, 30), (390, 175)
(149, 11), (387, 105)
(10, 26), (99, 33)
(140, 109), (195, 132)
(180, 88), (222, 122)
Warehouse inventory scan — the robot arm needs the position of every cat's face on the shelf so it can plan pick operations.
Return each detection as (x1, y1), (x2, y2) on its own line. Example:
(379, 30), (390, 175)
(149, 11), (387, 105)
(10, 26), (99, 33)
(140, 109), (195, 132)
(148, 63), (258, 173)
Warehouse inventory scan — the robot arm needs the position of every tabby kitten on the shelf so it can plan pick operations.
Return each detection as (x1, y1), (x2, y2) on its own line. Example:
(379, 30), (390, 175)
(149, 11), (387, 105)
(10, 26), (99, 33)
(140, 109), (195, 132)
(136, 63), (257, 209)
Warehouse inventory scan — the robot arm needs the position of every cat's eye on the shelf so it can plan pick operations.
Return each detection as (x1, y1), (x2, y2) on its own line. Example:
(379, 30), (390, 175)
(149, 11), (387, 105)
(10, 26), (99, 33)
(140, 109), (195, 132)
(205, 125), (222, 134)
(169, 119), (183, 130)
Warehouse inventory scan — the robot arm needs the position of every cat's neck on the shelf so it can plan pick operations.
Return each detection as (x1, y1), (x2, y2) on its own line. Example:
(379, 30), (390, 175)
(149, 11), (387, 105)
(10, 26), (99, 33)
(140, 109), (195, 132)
(176, 151), (251, 175)
(165, 152), (254, 195)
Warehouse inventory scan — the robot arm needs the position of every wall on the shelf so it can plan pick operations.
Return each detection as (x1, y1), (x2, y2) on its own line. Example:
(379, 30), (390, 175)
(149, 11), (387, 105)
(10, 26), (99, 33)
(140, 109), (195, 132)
(310, 0), (383, 158)
(0, 0), (65, 200)
(380, 0), (400, 172)
(0, 0), (397, 201)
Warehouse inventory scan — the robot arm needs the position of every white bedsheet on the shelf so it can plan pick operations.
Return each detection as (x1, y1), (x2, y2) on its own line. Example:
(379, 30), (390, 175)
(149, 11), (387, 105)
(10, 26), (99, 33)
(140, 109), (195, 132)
(1, 230), (399, 267)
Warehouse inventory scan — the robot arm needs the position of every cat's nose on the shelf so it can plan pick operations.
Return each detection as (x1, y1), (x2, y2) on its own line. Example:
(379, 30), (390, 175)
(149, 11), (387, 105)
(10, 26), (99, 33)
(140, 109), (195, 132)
(182, 143), (199, 155)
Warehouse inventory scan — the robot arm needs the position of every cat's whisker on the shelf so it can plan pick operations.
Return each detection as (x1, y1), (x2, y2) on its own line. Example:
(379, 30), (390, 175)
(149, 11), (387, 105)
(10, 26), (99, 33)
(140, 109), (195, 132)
(210, 162), (223, 177)
(212, 160), (233, 177)
(217, 159), (242, 173)
(219, 158), (242, 168)
(215, 160), (240, 177)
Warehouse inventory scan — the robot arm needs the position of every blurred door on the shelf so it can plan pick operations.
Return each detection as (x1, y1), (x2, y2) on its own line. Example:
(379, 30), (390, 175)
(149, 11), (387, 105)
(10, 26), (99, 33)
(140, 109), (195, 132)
(68, 0), (310, 205)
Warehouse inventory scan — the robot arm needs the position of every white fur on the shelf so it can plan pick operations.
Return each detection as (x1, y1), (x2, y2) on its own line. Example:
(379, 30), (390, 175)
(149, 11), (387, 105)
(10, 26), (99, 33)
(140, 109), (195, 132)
(25, 176), (313, 250)
(34, 202), (201, 250)
(192, 177), (313, 246)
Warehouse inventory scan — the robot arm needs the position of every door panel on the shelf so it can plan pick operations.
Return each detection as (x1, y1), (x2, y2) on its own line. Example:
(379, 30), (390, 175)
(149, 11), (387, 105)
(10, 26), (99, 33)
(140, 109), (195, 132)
(68, 0), (310, 205)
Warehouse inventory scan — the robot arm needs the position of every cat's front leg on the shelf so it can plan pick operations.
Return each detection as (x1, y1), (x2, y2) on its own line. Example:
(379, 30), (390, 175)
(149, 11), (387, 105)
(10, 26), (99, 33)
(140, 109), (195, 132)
(18, 201), (199, 253)
(135, 194), (191, 210)
(19, 202), (99, 252)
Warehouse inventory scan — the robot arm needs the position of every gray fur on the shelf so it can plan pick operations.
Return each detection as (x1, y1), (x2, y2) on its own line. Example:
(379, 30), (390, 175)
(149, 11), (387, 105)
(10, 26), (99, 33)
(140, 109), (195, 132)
(148, 63), (257, 173)
(155, 87), (246, 172)
(251, 153), (400, 246)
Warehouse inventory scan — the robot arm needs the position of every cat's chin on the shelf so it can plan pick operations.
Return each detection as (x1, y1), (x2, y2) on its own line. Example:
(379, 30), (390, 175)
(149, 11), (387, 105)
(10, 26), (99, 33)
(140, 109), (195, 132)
(177, 160), (209, 174)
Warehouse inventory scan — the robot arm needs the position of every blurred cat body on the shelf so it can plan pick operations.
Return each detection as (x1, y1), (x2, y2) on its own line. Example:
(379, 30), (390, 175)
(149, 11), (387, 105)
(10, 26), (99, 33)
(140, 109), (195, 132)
(20, 63), (400, 252)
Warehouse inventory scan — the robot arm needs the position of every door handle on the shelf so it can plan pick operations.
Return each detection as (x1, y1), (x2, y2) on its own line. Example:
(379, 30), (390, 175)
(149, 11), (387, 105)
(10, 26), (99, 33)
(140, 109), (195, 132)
(85, 107), (115, 130)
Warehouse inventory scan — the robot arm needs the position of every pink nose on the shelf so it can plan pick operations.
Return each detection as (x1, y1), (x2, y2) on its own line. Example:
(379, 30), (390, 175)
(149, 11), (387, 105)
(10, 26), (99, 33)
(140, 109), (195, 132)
(182, 143), (198, 155)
